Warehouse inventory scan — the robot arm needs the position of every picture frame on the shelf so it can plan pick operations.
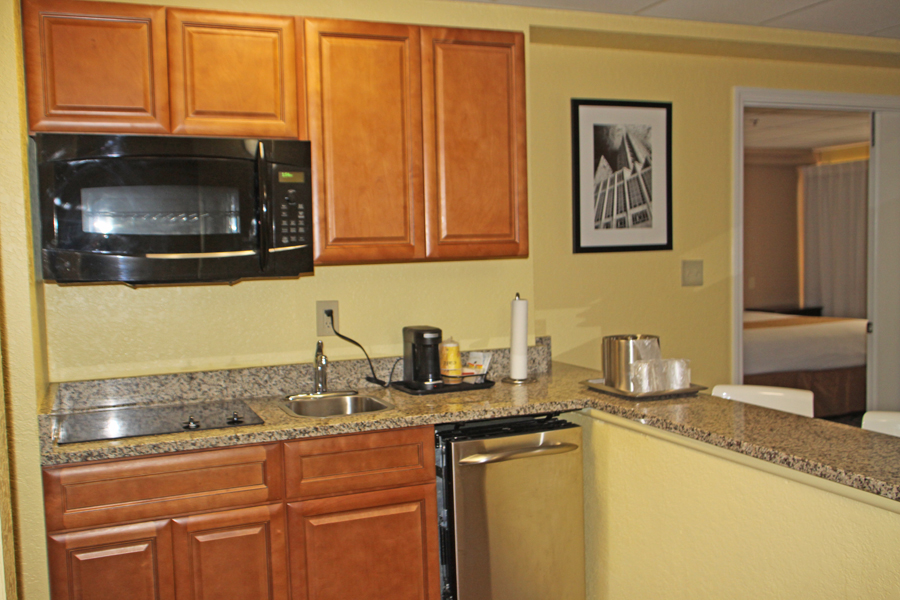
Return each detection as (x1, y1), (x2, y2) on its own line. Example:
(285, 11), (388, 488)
(571, 99), (672, 253)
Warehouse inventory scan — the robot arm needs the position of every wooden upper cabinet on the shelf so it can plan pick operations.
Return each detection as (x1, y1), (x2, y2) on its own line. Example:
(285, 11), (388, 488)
(305, 19), (425, 264)
(420, 28), (528, 259)
(167, 9), (302, 138)
(22, 1), (529, 262)
(22, 0), (170, 133)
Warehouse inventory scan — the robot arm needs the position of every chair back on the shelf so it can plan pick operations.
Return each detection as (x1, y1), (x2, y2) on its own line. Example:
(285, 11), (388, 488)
(861, 412), (900, 438)
(711, 384), (814, 417)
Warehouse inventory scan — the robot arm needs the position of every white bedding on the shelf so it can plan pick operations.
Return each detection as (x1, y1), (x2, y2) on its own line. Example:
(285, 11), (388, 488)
(743, 311), (868, 375)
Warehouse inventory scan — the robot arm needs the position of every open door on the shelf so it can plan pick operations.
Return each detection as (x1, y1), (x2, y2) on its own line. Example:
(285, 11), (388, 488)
(867, 111), (900, 411)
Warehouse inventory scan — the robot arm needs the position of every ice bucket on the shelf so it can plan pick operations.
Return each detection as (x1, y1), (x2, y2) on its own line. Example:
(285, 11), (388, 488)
(602, 334), (660, 392)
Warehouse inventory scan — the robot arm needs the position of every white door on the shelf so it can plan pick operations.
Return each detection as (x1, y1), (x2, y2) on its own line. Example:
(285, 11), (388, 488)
(867, 111), (900, 411)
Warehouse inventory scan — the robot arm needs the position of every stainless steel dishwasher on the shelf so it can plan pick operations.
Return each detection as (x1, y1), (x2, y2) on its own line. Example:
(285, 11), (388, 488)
(435, 415), (585, 600)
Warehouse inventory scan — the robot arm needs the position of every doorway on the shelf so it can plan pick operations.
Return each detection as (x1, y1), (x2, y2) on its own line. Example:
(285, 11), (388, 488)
(743, 107), (870, 419)
(732, 88), (900, 412)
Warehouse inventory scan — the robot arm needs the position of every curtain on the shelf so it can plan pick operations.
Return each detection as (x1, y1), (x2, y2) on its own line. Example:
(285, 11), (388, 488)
(802, 160), (868, 318)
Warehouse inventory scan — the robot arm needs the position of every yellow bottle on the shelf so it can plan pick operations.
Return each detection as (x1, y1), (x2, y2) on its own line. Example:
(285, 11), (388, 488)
(440, 338), (462, 384)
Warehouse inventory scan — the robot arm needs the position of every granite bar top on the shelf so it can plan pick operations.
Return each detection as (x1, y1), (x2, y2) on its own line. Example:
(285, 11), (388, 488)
(586, 385), (900, 502)
(40, 362), (900, 506)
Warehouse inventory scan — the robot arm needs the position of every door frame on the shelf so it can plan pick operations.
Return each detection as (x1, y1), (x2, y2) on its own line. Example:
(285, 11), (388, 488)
(731, 88), (900, 398)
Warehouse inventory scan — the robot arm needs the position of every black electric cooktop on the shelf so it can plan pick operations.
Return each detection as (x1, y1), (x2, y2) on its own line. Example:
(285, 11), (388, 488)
(54, 399), (264, 445)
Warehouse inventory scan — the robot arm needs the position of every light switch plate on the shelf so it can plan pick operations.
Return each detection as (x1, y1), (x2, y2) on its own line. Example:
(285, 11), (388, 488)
(682, 260), (703, 287)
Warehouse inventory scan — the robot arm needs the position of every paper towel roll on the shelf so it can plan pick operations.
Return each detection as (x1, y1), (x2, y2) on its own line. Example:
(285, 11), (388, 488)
(510, 294), (528, 380)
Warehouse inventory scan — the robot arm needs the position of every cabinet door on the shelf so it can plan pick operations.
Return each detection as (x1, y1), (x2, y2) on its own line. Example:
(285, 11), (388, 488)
(305, 19), (424, 264)
(48, 520), (175, 600)
(172, 504), (288, 600)
(288, 484), (440, 600)
(22, 0), (170, 133)
(167, 9), (301, 138)
(421, 28), (528, 259)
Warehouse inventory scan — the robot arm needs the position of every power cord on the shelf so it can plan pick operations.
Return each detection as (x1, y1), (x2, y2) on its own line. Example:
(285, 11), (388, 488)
(325, 310), (401, 388)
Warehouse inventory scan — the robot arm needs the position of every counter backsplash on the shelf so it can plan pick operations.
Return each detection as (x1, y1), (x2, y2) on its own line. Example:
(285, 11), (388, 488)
(52, 337), (552, 412)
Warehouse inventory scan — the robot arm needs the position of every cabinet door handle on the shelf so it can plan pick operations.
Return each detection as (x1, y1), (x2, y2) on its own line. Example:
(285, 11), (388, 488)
(459, 442), (578, 465)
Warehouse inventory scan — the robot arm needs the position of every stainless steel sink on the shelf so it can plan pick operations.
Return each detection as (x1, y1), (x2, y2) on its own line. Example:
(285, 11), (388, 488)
(281, 393), (393, 418)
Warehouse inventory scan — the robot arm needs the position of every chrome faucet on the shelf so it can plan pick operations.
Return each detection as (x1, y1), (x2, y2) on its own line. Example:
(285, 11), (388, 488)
(314, 340), (328, 393)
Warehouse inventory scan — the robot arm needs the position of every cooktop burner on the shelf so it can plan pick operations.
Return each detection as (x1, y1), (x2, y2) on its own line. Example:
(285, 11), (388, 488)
(54, 399), (264, 445)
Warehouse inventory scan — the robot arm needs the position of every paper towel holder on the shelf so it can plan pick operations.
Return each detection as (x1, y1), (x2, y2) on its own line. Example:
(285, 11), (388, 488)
(505, 292), (537, 385)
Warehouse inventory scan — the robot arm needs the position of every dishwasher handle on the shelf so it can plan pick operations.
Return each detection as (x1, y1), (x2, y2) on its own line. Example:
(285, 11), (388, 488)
(458, 441), (579, 465)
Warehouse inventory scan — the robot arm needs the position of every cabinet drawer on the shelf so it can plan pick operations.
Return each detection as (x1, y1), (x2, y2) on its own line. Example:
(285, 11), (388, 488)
(284, 426), (434, 499)
(44, 443), (283, 531)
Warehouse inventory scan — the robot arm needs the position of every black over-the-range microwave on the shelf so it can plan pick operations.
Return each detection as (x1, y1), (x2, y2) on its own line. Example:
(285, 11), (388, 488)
(31, 134), (314, 285)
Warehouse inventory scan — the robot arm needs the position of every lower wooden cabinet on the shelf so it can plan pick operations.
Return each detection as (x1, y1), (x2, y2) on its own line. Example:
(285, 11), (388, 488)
(44, 430), (440, 600)
(287, 484), (440, 600)
(47, 520), (175, 600)
(172, 504), (288, 600)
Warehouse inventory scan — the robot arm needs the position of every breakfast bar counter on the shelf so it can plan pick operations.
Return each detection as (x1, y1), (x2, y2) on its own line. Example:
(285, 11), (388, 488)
(40, 362), (900, 504)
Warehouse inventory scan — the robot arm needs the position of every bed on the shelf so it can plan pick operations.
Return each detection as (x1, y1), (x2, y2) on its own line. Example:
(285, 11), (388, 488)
(743, 310), (868, 417)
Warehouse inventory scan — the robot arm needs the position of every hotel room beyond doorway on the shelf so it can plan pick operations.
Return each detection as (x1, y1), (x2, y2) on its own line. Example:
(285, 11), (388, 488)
(742, 107), (871, 421)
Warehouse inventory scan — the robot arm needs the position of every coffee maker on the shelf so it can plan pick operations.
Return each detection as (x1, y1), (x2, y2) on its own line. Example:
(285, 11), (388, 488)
(402, 326), (443, 391)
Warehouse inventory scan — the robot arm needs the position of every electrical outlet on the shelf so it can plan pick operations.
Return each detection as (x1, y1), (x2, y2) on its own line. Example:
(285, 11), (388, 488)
(316, 301), (339, 336)
(682, 260), (703, 287)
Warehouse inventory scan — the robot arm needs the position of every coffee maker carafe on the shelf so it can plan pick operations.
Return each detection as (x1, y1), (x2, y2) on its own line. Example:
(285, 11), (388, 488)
(403, 326), (443, 391)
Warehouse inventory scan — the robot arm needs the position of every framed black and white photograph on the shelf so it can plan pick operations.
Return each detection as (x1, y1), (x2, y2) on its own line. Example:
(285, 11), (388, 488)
(571, 99), (672, 253)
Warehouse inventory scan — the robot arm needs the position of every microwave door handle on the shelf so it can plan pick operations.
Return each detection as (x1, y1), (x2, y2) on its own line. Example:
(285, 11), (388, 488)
(257, 141), (270, 271)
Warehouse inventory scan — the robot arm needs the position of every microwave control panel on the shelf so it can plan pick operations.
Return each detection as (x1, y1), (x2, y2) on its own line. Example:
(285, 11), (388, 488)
(273, 169), (312, 248)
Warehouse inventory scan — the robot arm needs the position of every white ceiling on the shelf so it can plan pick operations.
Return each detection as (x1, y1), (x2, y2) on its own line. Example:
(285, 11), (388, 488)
(451, 0), (900, 39)
(450, 0), (890, 149)
(743, 108), (871, 149)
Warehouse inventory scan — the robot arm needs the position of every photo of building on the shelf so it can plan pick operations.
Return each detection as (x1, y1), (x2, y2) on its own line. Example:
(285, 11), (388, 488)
(593, 125), (653, 229)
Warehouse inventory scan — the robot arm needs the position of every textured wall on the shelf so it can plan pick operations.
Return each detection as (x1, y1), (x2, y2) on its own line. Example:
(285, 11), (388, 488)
(527, 35), (900, 385)
(0, 0), (50, 596)
(573, 410), (900, 599)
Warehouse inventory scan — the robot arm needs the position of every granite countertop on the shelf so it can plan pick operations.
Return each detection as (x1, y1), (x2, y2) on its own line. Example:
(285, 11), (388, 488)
(40, 362), (900, 505)
(40, 361), (590, 466)
(586, 386), (900, 502)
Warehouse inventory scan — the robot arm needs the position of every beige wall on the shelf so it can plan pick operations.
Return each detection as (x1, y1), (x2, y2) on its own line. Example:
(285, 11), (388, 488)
(1, 0), (52, 596)
(2, 0), (900, 598)
(32, 1), (900, 388)
(0, 336), (15, 600)
(743, 152), (807, 309)
(573, 409), (900, 599)
(527, 38), (898, 380)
